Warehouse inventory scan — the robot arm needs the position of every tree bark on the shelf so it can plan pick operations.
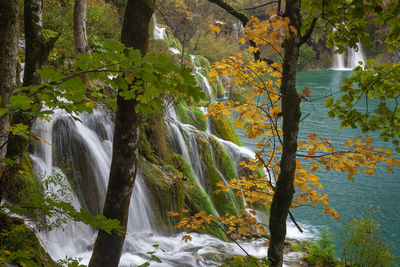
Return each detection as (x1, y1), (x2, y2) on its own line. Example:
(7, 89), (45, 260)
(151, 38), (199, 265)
(88, 0), (154, 266)
(73, 0), (90, 54)
(24, 0), (44, 86)
(0, 0), (19, 189)
(267, 0), (301, 266)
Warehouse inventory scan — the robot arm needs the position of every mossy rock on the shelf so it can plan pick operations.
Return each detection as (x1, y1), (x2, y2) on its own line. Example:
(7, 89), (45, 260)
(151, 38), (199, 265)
(139, 156), (185, 232)
(210, 114), (242, 146)
(175, 102), (207, 132)
(196, 134), (240, 217)
(209, 136), (244, 211)
(2, 153), (41, 204)
(0, 214), (56, 266)
(139, 154), (226, 240)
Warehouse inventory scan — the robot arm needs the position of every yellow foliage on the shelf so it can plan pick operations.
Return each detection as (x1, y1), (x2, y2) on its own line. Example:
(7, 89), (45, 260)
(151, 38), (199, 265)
(170, 11), (399, 242)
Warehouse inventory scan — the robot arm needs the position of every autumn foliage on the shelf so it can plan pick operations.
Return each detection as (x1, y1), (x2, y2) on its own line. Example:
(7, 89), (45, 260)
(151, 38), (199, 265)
(169, 11), (399, 243)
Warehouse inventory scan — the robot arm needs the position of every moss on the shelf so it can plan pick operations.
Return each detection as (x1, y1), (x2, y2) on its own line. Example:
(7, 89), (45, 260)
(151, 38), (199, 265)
(138, 127), (157, 163)
(209, 136), (244, 211)
(0, 214), (56, 266)
(175, 102), (191, 125)
(139, 153), (226, 240)
(210, 114), (242, 146)
(3, 153), (40, 203)
(175, 102), (208, 132)
(144, 115), (170, 161)
(139, 156), (184, 232)
(196, 135), (240, 217)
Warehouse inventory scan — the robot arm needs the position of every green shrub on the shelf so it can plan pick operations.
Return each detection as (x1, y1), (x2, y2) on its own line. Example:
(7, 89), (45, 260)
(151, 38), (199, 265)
(296, 228), (338, 266)
(341, 207), (398, 267)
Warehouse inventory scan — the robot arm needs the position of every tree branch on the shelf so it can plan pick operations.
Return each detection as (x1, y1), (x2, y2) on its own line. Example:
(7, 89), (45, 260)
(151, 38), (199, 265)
(300, 17), (317, 45)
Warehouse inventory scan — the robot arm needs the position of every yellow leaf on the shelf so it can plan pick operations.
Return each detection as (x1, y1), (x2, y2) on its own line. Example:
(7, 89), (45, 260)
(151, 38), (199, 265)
(125, 73), (134, 84)
(208, 68), (219, 78)
(247, 46), (259, 54)
(18, 170), (24, 174)
(238, 38), (246, 45)
(85, 101), (97, 109)
(182, 234), (192, 242)
(209, 24), (221, 33)
(40, 115), (52, 122)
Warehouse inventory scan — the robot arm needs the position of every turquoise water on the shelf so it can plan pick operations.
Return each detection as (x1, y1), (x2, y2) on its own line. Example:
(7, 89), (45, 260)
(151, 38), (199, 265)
(235, 70), (400, 256)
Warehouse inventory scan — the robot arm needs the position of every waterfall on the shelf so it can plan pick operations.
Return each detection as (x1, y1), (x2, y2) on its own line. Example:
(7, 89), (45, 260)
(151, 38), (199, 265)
(32, 110), (157, 262)
(153, 16), (167, 40)
(28, 18), (310, 267)
(191, 55), (213, 98)
(347, 43), (366, 69)
(332, 43), (366, 70)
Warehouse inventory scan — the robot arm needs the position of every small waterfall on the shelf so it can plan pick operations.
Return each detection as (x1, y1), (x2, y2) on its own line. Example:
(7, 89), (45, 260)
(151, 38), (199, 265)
(232, 20), (243, 40)
(332, 43), (366, 70)
(347, 42), (366, 69)
(191, 55), (213, 98)
(153, 16), (167, 40)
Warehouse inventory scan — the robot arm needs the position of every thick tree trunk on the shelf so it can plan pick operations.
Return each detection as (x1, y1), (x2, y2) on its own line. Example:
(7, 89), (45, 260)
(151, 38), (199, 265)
(88, 0), (154, 266)
(0, 0), (19, 188)
(73, 0), (90, 54)
(267, 0), (301, 266)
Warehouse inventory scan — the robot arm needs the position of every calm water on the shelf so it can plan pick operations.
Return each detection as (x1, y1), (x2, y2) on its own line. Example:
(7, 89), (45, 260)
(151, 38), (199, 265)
(236, 70), (400, 256)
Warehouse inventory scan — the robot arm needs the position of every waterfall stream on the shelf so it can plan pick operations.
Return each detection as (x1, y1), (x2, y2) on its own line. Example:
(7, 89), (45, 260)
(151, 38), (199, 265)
(28, 18), (313, 267)
(332, 42), (366, 70)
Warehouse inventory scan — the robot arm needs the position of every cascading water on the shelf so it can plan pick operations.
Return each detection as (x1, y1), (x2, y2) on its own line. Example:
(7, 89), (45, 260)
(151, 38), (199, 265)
(153, 16), (167, 40)
(332, 42), (366, 70)
(190, 55), (213, 98)
(30, 19), (311, 267)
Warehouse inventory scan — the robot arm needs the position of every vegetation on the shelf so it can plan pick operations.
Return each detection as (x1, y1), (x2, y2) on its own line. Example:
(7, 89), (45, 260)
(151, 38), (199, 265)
(0, 0), (399, 266)
(341, 207), (398, 266)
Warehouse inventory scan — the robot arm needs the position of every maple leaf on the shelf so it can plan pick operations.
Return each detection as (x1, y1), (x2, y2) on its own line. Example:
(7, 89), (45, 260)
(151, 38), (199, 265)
(301, 86), (312, 96)
(182, 234), (192, 242)
(247, 46), (259, 54)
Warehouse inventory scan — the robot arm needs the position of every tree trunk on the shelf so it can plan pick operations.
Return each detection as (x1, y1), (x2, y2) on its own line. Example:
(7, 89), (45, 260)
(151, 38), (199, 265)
(73, 0), (90, 54)
(24, 0), (44, 86)
(0, 0), (19, 189)
(267, 0), (301, 266)
(88, 0), (154, 266)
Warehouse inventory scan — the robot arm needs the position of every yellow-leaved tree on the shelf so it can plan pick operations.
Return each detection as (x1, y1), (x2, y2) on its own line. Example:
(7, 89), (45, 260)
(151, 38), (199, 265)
(169, 1), (399, 266)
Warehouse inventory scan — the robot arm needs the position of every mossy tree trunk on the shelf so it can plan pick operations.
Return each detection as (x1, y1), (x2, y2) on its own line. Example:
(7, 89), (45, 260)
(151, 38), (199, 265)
(0, 0), (19, 193)
(73, 0), (90, 54)
(88, 0), (154, 266)
(267, 0), (301, 266)
(5, 0), (60, 174)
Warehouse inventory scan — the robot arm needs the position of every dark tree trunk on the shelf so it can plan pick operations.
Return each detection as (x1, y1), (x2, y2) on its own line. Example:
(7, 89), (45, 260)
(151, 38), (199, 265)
(23, 0), (60, 87)
(88, 0), (155, 266)
(267, 0), (301, 266)
(24, 0), (44, 86)
(0, 0), (19, 189)
(73, 0), (90, 54)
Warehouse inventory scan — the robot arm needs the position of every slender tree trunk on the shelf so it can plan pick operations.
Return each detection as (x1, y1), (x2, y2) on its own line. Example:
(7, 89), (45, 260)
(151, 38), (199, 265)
(5, 0), (60, 180)
(73, 0), (90, 54)
(0, 0), (19, 190)
(267, 0), (301, 266)
(88, 0), (154, 266)
(24, 0), (44, 86)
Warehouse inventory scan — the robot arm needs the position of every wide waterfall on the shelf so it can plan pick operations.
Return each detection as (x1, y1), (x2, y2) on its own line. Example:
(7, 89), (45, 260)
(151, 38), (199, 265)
(28, 17), (313, 267)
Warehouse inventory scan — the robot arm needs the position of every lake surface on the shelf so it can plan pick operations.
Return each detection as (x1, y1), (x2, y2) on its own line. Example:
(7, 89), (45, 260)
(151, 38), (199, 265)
(235, 70), (400, 256)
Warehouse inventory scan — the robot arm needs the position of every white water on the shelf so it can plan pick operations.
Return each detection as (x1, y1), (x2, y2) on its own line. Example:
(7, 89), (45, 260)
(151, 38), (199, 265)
(190, 55), (213, 98)
(332, 42), (366, 70)
(30, 20), (312, 267)
(153, 16), (167, 40)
